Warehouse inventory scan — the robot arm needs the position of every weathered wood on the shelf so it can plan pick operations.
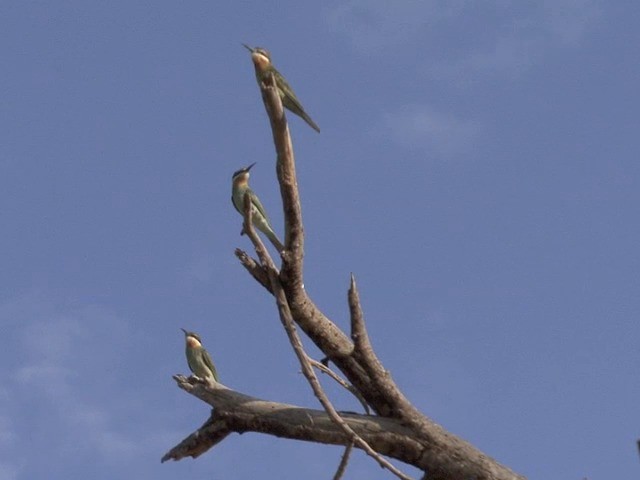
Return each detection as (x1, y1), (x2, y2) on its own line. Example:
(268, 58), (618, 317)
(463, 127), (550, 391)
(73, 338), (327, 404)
(165, 67), (527, 480)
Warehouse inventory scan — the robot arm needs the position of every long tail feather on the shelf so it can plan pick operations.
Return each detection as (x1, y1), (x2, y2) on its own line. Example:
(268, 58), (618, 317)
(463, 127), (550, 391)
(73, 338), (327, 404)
(266, 230), (285, 252)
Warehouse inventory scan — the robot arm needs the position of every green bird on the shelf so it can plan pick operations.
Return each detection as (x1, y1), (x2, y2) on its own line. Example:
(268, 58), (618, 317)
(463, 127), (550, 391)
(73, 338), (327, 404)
(231, 162), (284, 252)
(181, 328), (218, 382)
(242, 43), (320, 133)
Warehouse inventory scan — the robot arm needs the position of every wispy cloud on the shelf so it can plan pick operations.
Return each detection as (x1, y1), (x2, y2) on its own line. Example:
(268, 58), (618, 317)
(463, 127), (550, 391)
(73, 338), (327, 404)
(5, 297), (143, 462)
(327, 0), (601, 78)
(326, 0), (464, 51)
(0, 462), (21, 480)
(0, 293), (176, 476)
(433, 32), (542, 82)
(380, 104), (480, 156)
(432, 1), (601, 82)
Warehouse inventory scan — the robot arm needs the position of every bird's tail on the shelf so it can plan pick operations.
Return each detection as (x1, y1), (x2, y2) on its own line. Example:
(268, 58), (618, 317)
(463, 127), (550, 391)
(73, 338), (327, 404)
(285, 100), (320, 133)
(266, 230), (285, 253)
(299, 110), (320, 133)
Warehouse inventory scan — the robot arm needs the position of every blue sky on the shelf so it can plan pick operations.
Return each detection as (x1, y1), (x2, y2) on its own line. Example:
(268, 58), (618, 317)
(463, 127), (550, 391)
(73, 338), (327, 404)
(1, 1), (639, 479)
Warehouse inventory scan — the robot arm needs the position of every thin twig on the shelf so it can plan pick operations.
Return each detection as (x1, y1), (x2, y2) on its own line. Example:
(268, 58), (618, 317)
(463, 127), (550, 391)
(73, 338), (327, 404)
(307, 356), (370, 414)
(333, 442), (354, 480)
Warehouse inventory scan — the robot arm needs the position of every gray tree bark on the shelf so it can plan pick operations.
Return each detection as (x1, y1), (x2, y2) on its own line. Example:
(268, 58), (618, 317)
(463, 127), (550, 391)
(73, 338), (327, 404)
(162, 75), (526, 480)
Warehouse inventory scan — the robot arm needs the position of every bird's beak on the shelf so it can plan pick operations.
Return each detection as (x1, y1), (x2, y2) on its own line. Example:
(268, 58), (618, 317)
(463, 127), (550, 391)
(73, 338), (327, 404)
(246, 162), (257, 172)
(242, 43), (254, 53)
(180, 328), (187, 334)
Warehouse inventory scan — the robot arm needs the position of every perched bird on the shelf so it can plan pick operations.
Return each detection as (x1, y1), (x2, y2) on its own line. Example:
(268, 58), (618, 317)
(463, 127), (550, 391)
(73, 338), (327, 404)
(242, 43), (320, 133)
(181, 328), (218, 382)
(232, 162), (285, 252)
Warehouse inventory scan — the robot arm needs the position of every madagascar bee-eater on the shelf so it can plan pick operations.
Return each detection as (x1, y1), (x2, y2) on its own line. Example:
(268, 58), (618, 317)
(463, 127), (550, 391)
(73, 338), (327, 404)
(181, 328), (218, 382)
(242, 43), (320, 133)
(231, 162), (284, 252)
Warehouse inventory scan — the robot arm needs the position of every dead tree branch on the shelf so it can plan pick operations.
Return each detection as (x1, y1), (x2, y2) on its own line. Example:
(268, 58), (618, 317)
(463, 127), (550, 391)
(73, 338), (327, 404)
(163, 375), (428, 467)
(307, 356), (370, 415)
(250, 79), (524, 480)
(234, 248), (272, 293)
(333, 442), (354, 480)
(166, 57), (527, 480)
(242, 192), (412, 479)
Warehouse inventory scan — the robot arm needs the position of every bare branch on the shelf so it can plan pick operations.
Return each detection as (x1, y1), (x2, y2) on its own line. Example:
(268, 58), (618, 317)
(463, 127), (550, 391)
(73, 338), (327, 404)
(161, 413), (230, 462)
(349, 273), (386, 381)
(333, 442), (354, 480)
(308, 356), (370, 415)
(347, 277), (523, 480)
(238, 175), (411, 480)
(348, 274), (441, 432)
(240, 190), (406, 475)
(258, 76), (303, 276)
(167, 374), (526, 479)
(164, 375), (428, 467)
(261, 264), (412, 479)
(234, 249), (272, 293)
(255, 80), (395, 413)
(242, 74), (526, 480)
(238, 182), (412, 479)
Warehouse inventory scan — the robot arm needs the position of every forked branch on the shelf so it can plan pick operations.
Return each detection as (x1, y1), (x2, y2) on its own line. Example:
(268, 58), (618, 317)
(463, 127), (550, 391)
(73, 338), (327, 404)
(166, 57), (527, 480)
(242, 194), (412, 480)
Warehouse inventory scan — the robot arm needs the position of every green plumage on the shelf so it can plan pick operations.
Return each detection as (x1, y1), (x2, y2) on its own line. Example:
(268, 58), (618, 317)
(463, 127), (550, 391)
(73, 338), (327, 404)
(243, 44), (320, 133)
(181, 329), (218, 382)
(232, 163), (284, 252)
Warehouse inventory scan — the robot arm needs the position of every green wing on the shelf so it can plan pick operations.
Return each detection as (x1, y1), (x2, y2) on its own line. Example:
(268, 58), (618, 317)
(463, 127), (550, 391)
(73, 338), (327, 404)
(274, 69), (307, 115)
(249, 190), (272, 225)
(202, 348), (218, 381)
(233, 188), (269, 221)
(274, 69), (320, 133)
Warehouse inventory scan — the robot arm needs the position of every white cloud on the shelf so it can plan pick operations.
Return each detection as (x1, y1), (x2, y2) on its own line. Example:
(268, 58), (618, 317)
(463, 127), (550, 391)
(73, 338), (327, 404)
(14, 364), (73, 385)
(327, 0), (601, 78)
(326, 0), (464, 51)
(0, 293), (174, 472)
(4, 299), (143, 462)
(434, 33), (541, 82)
(0, 462), (21, 480)
(432, 1), (601, 82)
(381, 104), (480, 156)
(21, 315), (83, 362)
